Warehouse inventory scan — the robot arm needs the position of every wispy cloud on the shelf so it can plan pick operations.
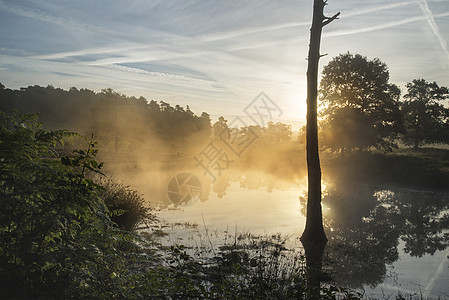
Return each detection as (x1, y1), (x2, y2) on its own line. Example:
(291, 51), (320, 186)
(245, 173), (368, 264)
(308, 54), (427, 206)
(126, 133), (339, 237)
(199, 1), (421, 45)
(419, 0), (449, 61)
(30, 45), (147, 61)
(0, 0), (180, 44)
(0, 0), (65, 27)
(342, 1), (420, 18)
(105, 64), (218, 88)
(324, 11), (449, 39)
(0, 0), (111, 38)
(13, 0), (426, 62)
(200, 21), (310, 42)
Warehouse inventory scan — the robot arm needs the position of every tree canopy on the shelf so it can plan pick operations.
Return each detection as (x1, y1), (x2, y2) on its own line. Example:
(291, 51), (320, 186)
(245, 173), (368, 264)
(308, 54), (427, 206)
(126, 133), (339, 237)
(401, 79), (449, 149)
(319, 53), (403, 152)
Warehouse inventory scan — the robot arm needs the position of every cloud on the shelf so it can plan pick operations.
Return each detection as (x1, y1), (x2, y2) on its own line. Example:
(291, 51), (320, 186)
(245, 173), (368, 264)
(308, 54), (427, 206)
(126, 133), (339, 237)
(0, 0), (65, 26)
(200, 21), (310, 42)
(419, 0), (449, 61)
(0, 0), (180, 45)
(0, 0), (109, 38)
(30, 45), (147, 61)
(197, 1), (421, 46)
(14, 0), (425, 62)
(324, 11), (449, 39)
(342, 1), (420, 18)
(105, 64), (218, 88)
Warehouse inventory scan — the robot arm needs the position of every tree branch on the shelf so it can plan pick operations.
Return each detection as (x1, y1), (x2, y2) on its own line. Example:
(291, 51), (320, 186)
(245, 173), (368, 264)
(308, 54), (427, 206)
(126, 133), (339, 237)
(322, 12), (340, 26)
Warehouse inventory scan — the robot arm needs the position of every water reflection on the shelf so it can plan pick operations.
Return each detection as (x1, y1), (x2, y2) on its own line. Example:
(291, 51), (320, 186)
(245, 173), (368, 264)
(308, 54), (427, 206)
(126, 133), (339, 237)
(130, 168), (301, 209)
(126, 165), (448, 294)
(315, 183), (402, 287)
(306, 180), (449, 289)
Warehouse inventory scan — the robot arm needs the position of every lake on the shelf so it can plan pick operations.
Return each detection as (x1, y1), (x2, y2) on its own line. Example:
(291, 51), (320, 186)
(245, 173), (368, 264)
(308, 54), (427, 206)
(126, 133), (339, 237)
(131, 168), (449, 299)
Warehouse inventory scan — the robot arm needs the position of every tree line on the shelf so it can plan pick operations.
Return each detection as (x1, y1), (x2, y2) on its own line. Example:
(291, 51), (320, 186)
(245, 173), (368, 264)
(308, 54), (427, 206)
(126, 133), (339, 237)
(0, 84), (298, 168)
(1, 52), (448, 159)
(0, 85), (210, 158)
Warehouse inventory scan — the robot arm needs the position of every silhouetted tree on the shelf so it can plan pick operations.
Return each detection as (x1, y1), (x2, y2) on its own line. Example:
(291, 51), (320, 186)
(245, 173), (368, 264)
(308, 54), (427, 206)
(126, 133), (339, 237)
(319, 53), (402, 152)
(301, 0), (339, 298)
(198, 112), (212, 139)
(212, 116), (230, 139)
(401, 79), (449, 149)
(321, 107), (377, 155)
(264, 121), (292, 144)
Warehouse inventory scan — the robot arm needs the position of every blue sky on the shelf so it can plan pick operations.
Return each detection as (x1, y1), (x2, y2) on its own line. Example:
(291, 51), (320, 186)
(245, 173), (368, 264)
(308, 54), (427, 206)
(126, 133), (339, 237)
(1, 0), (448, 127)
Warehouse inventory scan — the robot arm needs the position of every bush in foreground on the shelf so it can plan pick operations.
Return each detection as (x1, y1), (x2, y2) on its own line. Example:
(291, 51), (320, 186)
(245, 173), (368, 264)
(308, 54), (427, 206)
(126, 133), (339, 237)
(0, 111), (139, 298)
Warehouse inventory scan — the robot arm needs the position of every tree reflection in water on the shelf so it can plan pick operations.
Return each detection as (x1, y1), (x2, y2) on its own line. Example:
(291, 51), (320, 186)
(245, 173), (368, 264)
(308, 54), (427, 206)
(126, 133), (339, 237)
(142, 166), (448, 290)
(301, 180), (449, 288)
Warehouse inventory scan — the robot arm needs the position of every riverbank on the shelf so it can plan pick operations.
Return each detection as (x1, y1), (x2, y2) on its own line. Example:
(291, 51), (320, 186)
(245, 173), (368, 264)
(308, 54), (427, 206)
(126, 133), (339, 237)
(323, 148), (449, 191)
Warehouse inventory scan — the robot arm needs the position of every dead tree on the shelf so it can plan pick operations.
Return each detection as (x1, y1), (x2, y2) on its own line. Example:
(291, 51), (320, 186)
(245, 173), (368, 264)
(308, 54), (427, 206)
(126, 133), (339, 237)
(301, 0), (339, 247)
(300, 0), (339, 298)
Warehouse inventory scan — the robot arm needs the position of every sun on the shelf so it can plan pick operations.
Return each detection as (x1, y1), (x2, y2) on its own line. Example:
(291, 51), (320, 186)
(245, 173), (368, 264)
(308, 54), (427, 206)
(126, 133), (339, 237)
(286, 84), (307, 125)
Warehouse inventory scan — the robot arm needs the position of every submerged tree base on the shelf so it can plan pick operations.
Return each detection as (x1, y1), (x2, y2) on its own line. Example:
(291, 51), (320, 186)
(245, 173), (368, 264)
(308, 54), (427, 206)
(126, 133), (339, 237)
(301, 238), (327, 300)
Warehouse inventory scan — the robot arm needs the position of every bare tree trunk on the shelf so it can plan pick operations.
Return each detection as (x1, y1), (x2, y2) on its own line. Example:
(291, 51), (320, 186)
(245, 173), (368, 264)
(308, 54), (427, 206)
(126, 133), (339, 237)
(300, 1), (339, 298)
(301, 0), (338, 247)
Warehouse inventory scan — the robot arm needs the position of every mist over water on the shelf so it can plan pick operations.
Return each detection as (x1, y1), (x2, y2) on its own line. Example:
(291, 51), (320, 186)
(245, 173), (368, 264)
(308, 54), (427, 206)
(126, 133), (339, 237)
(99, 126), (449, 299)
(144, 166), (449, 298)
(1, 84), (449, 298)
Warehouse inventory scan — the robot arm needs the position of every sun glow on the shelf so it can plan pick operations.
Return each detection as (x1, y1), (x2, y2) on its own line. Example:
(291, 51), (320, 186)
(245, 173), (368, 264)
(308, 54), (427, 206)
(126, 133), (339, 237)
(284, 83), (307, 127)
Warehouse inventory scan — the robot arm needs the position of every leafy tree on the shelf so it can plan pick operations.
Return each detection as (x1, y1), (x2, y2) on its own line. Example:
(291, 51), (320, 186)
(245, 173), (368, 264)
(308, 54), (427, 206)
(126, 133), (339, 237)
(401, 79), (449, 149)
(321, 107), (377, 155)
(319, 53), (402, 152)
(264, 121), (292, 144)
(212, 116), (230, 139)
(199, 112), (212, 138)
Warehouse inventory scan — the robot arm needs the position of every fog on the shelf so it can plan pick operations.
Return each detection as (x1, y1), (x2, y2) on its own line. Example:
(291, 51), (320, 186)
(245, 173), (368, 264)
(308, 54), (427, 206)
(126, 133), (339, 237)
(1, 83), (449, 297)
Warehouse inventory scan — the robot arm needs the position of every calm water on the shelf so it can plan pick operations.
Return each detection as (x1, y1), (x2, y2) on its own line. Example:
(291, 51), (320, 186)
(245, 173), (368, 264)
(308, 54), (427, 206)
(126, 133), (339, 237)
(137, 170), (449, 298)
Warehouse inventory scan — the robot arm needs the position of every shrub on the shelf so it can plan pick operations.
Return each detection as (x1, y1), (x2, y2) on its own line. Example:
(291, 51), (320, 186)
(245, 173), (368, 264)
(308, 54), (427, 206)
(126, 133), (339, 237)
(0, 111), (138, 298)
(98, 177), (154, 231)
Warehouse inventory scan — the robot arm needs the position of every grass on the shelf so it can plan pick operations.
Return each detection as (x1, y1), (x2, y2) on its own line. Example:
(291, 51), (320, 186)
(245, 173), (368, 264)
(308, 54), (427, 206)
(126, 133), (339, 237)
(138, 222), (449, 299)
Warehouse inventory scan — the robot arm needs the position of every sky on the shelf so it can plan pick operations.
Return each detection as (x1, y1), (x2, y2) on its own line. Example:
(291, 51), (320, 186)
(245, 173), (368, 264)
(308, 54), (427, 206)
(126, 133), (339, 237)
(1, 0), (449, 128)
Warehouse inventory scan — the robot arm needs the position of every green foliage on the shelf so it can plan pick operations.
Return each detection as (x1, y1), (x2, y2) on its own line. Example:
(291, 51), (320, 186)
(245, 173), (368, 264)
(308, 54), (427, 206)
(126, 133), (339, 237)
(319, 53), (403, 152)
(401, 79), (449, 149)
(0, 111), (139, 299)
